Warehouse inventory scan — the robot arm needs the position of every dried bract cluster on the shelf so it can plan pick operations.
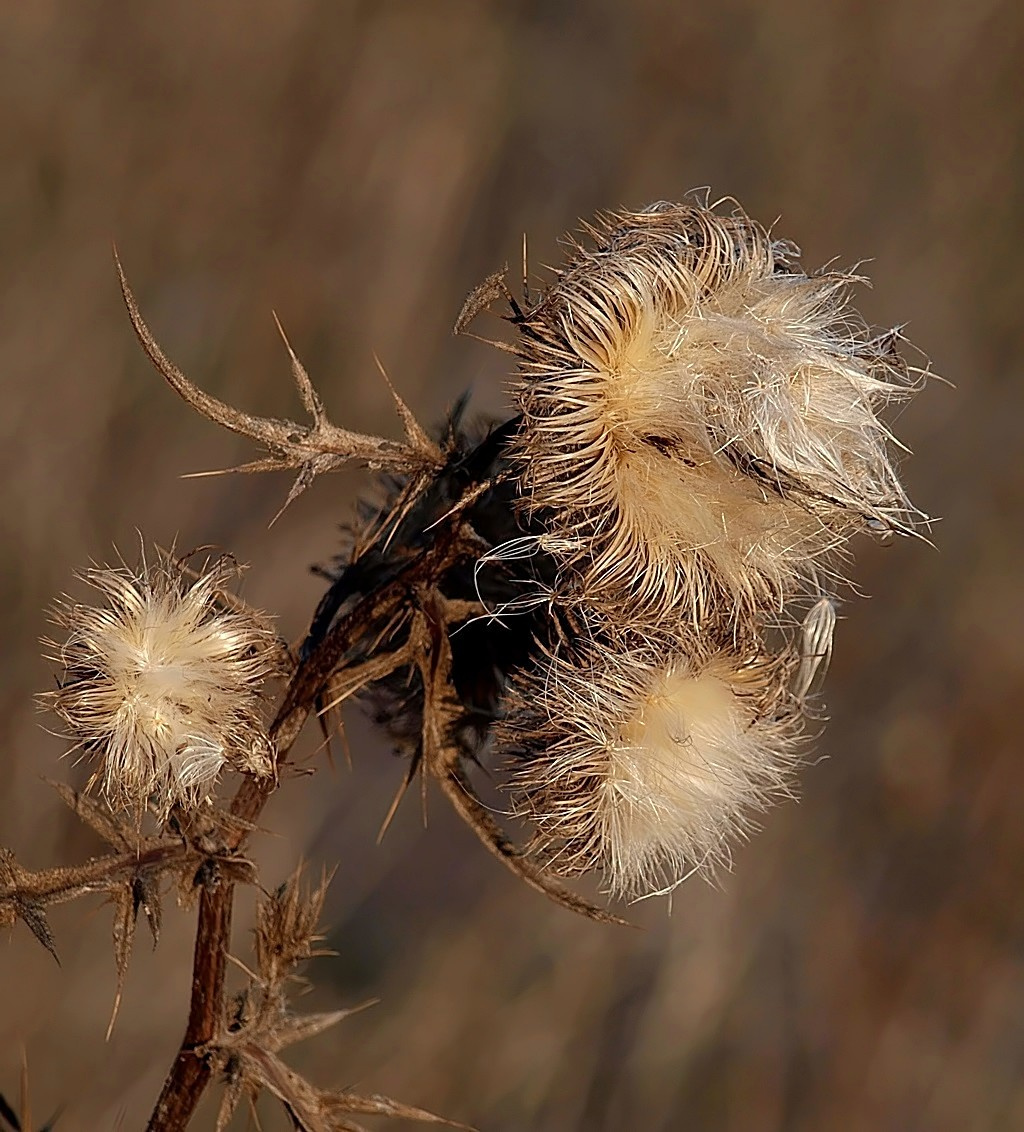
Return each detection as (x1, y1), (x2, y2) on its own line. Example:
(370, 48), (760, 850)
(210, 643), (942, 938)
(46, 551), (277, 818)
(209, 868), (459, 1131)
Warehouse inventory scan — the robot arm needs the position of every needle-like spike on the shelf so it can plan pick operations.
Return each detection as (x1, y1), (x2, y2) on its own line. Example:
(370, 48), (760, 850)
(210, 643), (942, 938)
(114, 247), (443, 519)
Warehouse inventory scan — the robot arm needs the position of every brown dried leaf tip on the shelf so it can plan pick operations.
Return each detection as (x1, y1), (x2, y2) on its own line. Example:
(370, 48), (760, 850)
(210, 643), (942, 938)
(44, 547), (278, 820)
(0, 1053), (61, 1132)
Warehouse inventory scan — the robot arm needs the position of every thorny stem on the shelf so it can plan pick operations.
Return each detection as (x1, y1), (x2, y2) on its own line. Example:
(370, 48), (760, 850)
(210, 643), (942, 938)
(145, 884), (233, 1130)
(145, 530), (469, 1131)
(0, 843), (193, 908)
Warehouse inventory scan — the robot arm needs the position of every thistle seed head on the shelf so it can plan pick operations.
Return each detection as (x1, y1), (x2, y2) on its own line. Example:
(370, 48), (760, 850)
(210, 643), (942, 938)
(502, 637), (803, 898)
(45, 550), (277, 819)
(511, 201), (922, 624)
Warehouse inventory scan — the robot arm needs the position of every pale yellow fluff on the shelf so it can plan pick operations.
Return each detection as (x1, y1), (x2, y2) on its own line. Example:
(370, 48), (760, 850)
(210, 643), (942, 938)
(46, 550), (277, 818)
(512, 202), (921, 625)
(503, 639), (802, 899)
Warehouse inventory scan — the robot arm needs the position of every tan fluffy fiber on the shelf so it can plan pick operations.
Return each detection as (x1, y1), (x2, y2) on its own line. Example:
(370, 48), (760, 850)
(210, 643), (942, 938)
(502, 636), (803, 898)
(46, 550), (277, 818)
(511, 202), (921, 624)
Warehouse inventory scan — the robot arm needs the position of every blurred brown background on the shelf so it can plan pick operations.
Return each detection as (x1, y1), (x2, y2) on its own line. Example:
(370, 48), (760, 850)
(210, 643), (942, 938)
(0, 2), (1020, 1129)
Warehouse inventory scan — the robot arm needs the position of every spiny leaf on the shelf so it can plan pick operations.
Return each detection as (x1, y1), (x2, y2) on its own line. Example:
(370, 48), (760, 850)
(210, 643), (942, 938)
(266, 1005), (376, 1054)
(254, 865), (334, 989)
(116, 250), (444, 519)
(213, 1065), (252, 1132)
(371, 353), (437, 456)
(106, 883), (137, 1039)
(0, 851), (59, 964)
(239, 1047), (325, 1132)
(323, 1090), (472, 1129)
(235, 1046), (469, 1132)
(454, 267), (507, 334)
(273, 312), (328, 427)
(106, 871), (170, 1039)
(132, 874), (162, 947)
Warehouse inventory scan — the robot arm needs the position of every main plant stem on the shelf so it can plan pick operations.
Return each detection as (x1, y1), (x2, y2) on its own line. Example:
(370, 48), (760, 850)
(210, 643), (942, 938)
(144, 537), (461, 1130)
(144, 882), (234, 1129)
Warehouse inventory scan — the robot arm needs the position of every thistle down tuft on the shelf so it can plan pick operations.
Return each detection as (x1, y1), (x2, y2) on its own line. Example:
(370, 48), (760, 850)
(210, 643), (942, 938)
(510, 201), (924, 626)
(45, 550), (277, 818)
(501, 637), (802, 897)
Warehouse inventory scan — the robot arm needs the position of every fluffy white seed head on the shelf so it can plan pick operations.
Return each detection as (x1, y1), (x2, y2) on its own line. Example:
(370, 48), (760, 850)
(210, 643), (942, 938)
(502, 638), (803, 898)
(512, 201), (922, 624)
(45, 550), (277, 818)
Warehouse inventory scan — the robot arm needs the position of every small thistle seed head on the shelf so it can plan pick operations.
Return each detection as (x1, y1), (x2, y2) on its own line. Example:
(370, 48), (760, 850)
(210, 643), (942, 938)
(511, 200), (922, 624)
(44, 549), (277, 819)
(501, 636), (803, 898)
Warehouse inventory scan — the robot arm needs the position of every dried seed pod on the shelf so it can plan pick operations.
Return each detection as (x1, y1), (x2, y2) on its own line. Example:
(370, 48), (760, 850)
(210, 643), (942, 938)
(501, 634), (803, 898)
(45, 549), (277, 819)
(510, 201), (922, 625)
(306, 404), (552, 759)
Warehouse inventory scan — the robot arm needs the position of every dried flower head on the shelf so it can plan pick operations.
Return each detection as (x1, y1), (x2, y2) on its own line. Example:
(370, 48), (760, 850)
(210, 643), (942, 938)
(306, 405), (552, 763)
(45, 549), (277, 818)
(502, 636), (802, 898)
(510, 201), (922, 623)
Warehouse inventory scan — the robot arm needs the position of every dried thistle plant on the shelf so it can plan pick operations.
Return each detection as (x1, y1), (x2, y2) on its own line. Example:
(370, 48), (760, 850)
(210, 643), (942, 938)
(0, 196), (929, 1128)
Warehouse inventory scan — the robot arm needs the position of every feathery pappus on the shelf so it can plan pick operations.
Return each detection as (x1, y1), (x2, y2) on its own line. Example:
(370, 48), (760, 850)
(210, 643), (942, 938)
(499, 633), (803, 898)
(508, 200), (924, 626)
(44, 549), (277, 819)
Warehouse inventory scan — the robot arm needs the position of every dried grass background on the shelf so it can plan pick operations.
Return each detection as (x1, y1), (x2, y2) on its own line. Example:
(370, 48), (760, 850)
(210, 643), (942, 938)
(1, 2), (1020, 1129)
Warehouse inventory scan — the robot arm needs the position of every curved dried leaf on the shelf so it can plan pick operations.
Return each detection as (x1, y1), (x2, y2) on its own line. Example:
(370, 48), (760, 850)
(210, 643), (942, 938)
(323, 1090), (472, 1128)
(106, 884), (137, 1039)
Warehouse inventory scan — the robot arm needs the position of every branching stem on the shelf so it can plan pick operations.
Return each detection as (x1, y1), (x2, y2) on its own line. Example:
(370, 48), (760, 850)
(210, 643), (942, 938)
(144, 527), (469, 1130)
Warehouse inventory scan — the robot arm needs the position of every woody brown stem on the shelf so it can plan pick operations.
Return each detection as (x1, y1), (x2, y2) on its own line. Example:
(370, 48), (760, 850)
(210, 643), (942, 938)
(144, 532), (468, 1130)
(144, 883), (233, 1130)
